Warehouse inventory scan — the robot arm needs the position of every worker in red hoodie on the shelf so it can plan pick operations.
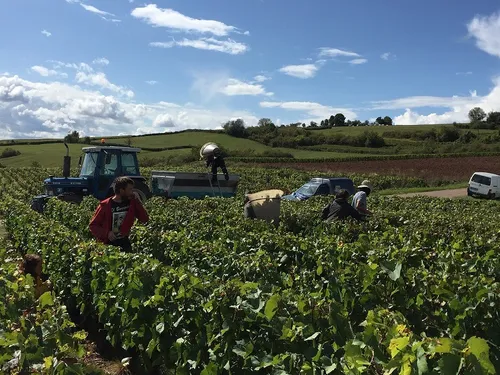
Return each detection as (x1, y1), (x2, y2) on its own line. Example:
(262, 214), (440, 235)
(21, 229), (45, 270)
(89, 176), (149, 252)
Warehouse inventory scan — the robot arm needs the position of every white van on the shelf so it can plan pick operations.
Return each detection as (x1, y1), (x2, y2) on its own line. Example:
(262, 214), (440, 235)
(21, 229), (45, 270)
(468, 172), (500, 199)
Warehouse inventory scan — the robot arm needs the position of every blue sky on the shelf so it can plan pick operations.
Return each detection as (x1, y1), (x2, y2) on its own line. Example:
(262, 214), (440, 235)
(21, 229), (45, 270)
(0, 0), (499, 138)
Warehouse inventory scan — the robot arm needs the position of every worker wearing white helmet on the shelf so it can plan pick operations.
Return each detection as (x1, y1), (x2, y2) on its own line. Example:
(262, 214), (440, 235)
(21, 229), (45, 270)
(200, 143), (229, 183)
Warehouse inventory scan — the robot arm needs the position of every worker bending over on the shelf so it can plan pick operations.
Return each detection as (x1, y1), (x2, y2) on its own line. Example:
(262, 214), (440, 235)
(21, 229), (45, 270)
(352, 180), (373, 216)
(322, 190), (364, 222)
(90, 177), (149, 252)
(206, 148), (229, 183)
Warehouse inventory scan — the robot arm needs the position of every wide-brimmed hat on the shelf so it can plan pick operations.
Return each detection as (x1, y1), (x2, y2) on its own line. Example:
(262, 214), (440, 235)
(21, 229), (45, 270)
(358, 180), (373, 191)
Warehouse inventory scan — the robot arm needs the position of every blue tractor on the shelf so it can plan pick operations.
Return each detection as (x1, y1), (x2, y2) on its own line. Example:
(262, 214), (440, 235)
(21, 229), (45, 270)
(31, 143), (152, 212)
(30, 142), (240, 213)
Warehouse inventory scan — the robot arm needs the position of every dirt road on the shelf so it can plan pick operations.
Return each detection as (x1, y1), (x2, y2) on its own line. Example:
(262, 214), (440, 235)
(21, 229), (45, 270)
(396, 188), (467, 198)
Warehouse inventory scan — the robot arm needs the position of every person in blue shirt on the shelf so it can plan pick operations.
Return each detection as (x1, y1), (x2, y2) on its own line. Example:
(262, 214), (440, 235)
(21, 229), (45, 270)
(352, 180), (373, 216)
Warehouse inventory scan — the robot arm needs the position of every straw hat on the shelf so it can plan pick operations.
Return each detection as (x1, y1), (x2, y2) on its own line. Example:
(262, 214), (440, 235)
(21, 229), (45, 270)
(358, 180), (373, 191)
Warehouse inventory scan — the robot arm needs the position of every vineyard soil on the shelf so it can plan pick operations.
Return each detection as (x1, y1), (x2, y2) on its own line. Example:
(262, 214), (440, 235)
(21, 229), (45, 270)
(261, 155), (500, 181)
(396, 188), (467, 198)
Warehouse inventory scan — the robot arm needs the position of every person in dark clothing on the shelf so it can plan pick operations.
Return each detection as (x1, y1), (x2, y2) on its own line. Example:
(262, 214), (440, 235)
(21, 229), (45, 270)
(89, 177), (149, 252)
(206, 148), (229, 183)
(322, 190), (364, 222)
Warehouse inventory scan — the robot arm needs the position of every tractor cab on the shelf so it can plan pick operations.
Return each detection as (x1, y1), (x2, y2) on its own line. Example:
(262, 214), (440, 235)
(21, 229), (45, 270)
(41, 146), (150, 205)
(77, 146), (144, 200)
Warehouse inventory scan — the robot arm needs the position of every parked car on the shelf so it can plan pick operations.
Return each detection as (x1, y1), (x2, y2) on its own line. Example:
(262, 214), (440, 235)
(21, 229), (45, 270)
(282, 177), (355, 201)
(467, 172), (500, 199)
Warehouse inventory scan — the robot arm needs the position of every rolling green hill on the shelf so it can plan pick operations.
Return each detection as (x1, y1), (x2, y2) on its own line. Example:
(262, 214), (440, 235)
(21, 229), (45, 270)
(0, 124), (498, 168)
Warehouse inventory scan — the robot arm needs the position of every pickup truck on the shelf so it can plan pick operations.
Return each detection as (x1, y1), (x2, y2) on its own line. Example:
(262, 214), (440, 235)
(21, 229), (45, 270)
(282, 177), (355, 201)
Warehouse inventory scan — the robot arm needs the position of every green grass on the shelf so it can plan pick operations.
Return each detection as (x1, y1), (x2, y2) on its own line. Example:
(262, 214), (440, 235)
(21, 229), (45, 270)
(0, 134), (376, 167)
(315, 124), (498, 136)
(0, 125), (498, 168)
(111, 132), (272, 152)
(0, 143), (193, 168)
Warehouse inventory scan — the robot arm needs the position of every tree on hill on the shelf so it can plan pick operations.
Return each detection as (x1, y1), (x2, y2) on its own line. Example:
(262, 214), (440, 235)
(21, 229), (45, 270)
(258, 118), (273, 127)
(375, 116), (393, 126)
(468, 107), (486, 124)
(309, 121), (317, 127)
(64, 130), (80, 144)
(223, 119), (247, 138)
(487, 111), (500, 126)
(334, 113), (346, 127)
(328, 115), (335, 128)
(257, 118), (276, 132)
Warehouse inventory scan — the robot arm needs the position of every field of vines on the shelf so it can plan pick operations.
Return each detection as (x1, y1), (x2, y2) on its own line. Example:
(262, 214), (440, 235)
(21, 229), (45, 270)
(0, 166), (499, 374)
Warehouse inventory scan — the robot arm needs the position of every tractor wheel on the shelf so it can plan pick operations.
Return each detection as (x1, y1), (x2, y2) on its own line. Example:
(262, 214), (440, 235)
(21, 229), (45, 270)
(133, 180), (152, 203)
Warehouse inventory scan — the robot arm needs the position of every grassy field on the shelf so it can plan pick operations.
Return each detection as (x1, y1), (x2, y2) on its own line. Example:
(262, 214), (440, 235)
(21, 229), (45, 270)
(0, 141), (378, 168)
(0, 131), (386, 167)
(0, 125), (498, 168)
(315, 124), (497, 136)
(0, 143), (193, 168)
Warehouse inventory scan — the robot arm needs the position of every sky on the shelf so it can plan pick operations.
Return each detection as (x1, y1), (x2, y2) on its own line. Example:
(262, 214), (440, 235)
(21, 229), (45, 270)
(0, 0), (500, 138)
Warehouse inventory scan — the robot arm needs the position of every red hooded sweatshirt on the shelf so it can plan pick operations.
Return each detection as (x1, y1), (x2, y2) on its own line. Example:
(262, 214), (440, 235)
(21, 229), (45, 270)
(89, 197), (149, 244)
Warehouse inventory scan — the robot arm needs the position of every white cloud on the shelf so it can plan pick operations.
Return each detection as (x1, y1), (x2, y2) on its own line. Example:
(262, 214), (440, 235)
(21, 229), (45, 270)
(75, 72), (134, 98)
(0, 73), (259, 138)
(132, 4), (241, 36)
(49, 60), (94, 73)
(260, 101), (357, 120)
(146, 80), (158, 85)
(66, 1), (119, 22)
(80, 3), (115, 17)
(41, 30), (52, 37)
(371, 94), (479, 110)
(456, 72), (473, 76)
(219, 78), (269, 96)
(254, 75), (270, 82)
(153, 114), (175, 128)
(349, 58), (368, 65)
(92, 58), (110, 66)
(191, 74), (271, 100)
(150, 37), (248, 55)
(467, 12), (500, 58)
(31, 66), (68, 78)
(380, 77), (500, 125)
(318, 48), (361, 58)
(279, 64), (318, 79)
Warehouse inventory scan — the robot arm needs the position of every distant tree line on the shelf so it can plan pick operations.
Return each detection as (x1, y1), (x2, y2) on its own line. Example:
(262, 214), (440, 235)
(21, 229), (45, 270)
(268, 113), (393, 129)
(223, 118), (387, 148)
(461, 107), (500, 129)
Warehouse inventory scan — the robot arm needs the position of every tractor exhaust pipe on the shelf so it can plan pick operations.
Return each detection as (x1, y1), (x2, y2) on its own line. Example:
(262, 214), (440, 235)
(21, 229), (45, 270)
(63, 142), (71, 178)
